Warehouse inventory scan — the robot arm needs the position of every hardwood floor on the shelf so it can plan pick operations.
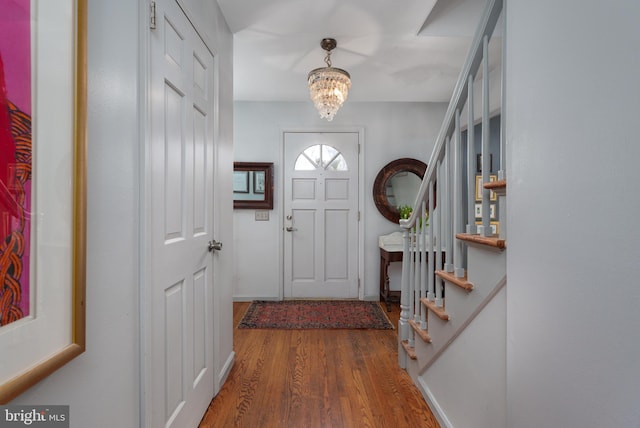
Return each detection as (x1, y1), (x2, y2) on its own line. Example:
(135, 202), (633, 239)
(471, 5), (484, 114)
(199, 301), (440, 428)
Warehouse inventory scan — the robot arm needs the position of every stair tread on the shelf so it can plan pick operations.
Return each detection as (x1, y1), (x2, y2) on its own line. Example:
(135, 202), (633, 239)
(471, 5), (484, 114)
(435, 270), (473, 291)
(401, 340), (417, 360)
(408, 319), (432, 343)
(420, 297), (450, 321)
(456, 233), (506, 249)
(483, 178), (506, 190)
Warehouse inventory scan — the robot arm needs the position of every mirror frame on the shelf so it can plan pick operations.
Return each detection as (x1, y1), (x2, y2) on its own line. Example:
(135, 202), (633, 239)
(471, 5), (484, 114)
(373, 158), (427, 223)
(233, 162), (274, 209)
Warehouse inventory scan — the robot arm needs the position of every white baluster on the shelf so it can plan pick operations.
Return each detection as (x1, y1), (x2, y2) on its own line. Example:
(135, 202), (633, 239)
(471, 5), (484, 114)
(427, 181), (435, 303)
(444, 138), (454, 273)
(467, 74), (477, 234)
(435, 160), (444, 308)
(408, 227), (415, 344)
(399, 228), (410, 368)
(499, 5), (507, 183)
(420, 202), (428, 328)
(453, 109), (465, 278)
(481, 34), (492, 237)
(413, 224), (420, 323)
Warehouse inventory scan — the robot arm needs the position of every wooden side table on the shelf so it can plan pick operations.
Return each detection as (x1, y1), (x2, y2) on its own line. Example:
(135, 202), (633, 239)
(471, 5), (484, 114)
(378, 235), (445, 312)
(380, 246), (403, 311)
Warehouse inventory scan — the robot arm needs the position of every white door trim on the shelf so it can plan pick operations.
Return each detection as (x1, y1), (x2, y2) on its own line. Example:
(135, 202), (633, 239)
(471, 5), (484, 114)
(138, 1), (152, 425)
(279, 128), (365, 300)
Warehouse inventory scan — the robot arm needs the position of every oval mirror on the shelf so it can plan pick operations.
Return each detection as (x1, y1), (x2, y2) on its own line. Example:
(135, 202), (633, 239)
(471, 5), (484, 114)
(373, 158), (427, 223)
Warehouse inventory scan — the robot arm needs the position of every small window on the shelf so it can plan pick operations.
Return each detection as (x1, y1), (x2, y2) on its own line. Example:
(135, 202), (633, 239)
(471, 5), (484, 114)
(294, 144), (348, 171)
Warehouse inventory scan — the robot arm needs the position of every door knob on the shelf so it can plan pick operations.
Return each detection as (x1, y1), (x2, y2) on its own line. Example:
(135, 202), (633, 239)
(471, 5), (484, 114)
(286, 227), (297, 232)
(208, 240), (223, 252)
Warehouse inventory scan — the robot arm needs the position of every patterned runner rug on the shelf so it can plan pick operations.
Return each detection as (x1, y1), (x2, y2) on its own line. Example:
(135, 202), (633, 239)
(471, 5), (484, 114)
(238, 300), (394, 330)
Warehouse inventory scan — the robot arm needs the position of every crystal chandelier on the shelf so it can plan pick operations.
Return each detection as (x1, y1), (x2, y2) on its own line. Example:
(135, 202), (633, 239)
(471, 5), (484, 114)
(307, 38), (351, 122)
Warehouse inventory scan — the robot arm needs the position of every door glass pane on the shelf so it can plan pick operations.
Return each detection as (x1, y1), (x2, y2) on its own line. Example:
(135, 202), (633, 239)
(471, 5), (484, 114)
(327, 154), (348, 171)
(304, 145), (321, 167)
(294, 144), (348, 171)
(294, 155), (316, 170)
(321, 145), (339, 168)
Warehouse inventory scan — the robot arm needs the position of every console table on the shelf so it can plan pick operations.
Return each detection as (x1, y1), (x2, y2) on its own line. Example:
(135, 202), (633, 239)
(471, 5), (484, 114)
(379, 246), (403, 311)
(379, 232), (404, 311)
(378, 232), (444, 312)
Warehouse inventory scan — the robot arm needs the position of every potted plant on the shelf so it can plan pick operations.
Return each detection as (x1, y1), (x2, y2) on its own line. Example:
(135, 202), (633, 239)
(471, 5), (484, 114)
(397, 205), (429, 230)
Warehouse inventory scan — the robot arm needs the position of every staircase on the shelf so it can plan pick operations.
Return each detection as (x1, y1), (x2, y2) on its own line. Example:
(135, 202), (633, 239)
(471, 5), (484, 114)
(397, 1), (507, 427)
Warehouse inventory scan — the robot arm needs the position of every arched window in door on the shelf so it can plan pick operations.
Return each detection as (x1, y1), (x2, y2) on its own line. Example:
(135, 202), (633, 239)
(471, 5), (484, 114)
(294, 144), (348, 171)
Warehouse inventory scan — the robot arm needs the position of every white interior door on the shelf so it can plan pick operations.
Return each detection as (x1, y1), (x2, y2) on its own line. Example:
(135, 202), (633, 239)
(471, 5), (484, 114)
(284, 132), (359, 299)
(147, 1), (216, 426)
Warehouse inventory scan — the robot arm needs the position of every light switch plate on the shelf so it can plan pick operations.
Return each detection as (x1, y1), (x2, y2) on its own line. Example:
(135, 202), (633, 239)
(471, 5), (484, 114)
(255, 210), (269, 221)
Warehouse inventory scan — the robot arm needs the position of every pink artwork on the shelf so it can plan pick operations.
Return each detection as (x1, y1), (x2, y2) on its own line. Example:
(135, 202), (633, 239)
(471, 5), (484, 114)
(0, 0), (32, 326)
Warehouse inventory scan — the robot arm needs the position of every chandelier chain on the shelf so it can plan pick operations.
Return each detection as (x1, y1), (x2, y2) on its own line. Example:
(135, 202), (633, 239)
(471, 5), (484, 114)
(324, 51), (332, 68)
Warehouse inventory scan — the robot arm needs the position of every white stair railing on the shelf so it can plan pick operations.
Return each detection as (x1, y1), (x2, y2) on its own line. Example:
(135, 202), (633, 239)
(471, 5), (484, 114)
(398, 0), (504, 368)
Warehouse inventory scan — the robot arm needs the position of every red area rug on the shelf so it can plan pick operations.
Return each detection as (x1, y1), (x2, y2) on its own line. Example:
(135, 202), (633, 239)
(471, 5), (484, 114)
(238, 300), (394, 330)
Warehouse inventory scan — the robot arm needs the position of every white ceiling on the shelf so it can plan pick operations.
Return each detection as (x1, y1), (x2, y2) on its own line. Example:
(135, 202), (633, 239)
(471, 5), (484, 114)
(216, 0), (500, 103)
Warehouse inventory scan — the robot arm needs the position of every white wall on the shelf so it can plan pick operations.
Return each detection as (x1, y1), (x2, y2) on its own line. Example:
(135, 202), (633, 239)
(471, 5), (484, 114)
(506, 1), (640, 427)
(11, 1), (235, 427)
(12, 1), (141, 425)
(422, 287), (506, 428)
(233, 101), (447, 300)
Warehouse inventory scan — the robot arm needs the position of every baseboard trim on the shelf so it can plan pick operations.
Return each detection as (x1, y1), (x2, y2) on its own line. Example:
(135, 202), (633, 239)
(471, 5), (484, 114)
(217, 351), (235, 390)
(233, 296), (280, 302)
(417, 376), (453, 428)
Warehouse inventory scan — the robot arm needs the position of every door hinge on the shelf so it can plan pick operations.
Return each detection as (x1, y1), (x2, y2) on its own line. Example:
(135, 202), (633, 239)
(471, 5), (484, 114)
(358, 211), (361, 221)
(358, 278), (361, 288)
(150, 1), (157, 30)
(358, 143), (361, 154)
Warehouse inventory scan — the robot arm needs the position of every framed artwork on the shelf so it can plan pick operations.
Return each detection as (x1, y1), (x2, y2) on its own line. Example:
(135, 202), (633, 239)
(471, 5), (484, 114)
(253, 171), (265, 194)
(0, 0), (87, 402)
(475, 175), (498, 201)
(475, 221), (500, 235)
(233, 171), (249, 193)
(474, 203), (497, 220)
(233, 162), (274, 209)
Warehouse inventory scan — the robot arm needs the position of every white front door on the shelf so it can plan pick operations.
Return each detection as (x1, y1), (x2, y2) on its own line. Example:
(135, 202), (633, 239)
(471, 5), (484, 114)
(283, 132), (359, 299)
(146, 1), (216, 426)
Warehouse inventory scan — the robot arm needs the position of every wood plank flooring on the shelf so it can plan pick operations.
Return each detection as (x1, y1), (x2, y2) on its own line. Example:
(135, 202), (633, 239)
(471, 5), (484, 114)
(199, 301), (440, 428)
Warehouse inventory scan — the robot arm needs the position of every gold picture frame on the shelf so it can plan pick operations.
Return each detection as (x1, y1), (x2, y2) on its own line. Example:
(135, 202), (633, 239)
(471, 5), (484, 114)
(0, 0), (86, 402)
(475, 174), (498, 201)
(475, 221), (500, 235)
(474, 203), (497, 220)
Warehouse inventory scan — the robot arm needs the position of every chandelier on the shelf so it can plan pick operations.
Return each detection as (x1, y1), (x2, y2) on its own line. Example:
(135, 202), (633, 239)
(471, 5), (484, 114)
(307, 38), (351, 122)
